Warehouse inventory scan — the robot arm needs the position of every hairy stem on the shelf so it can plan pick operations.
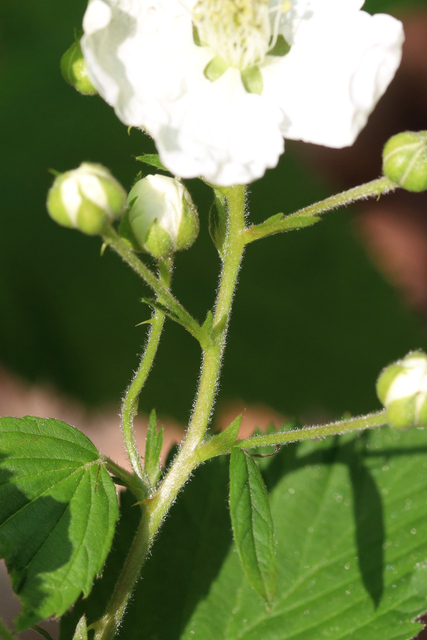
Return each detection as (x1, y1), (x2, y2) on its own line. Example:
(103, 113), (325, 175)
(102, 227), (202, 341)
(243, 176), (397, 243)
(94, 185), (247, 640)
(120, 257), (172, 485)
(233, 410), (388, 450)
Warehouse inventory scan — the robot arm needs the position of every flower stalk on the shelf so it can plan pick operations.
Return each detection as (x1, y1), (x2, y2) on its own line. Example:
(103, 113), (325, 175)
(243, 176), (397, 243)
(102, 226), (203, 342)
(232, 410), (388, 450)
(120, 257), (173, 486)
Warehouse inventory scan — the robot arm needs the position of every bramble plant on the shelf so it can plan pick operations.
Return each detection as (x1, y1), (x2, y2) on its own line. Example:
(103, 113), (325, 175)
(2, 1), (427, 640)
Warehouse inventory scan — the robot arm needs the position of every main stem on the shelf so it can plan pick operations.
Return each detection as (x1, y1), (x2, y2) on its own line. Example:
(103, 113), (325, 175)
(94, 185), (247, 640)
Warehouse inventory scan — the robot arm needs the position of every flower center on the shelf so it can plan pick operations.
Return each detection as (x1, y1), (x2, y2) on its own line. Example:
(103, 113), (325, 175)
(193, 0), (275, 70)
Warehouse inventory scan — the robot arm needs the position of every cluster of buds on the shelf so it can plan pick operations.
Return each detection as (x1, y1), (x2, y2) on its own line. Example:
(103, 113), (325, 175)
(377, 351), (427, 429)
(47, 164), (199, 257)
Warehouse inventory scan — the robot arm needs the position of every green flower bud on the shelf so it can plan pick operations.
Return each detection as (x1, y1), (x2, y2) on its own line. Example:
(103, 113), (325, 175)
(47, 163), (126, 235)
(126, 175), (199, 259)
(382, 131), (427, 192)
(376, 351), (427, 429)
(60, 40), (97, 96)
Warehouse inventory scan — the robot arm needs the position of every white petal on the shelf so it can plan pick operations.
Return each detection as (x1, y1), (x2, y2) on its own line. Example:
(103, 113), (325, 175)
(280, 0), (365, 44)
(155, 70), (285, 186)
(82, 0), (404, 185)
(270, 10), (404, 147)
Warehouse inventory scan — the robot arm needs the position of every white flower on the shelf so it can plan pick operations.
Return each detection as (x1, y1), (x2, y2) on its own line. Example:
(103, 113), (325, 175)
(82, 0), (404, 186)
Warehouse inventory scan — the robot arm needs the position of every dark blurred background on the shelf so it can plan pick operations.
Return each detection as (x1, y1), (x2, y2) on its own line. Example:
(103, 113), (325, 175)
(1, 0), (427, 637)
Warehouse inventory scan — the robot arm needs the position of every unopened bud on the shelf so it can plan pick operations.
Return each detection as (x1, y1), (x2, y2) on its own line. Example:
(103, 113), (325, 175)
(126, 175), (199, 259)
(376, 351), (427, 429)
(382, 131), (427, 192)
(47, 163), (126, 235)
(61, 40), (97, 96)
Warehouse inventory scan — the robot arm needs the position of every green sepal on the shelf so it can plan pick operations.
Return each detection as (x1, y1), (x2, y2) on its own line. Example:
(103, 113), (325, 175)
(141, 222), (174, 259)
(229, 449), (277, 604)
(204, 57), (228, 82)
(241, 66), (263, 95)
(176, 194), (200, 251)
(192, 24), (202, 46)
(136, 155), (169, 172)
(208, 190), (228, 259)
(118, 208), (142, 252)
(376, 363), (405, 405)
(144, 410), (164, 487)
(268, 34), (291, 57)
(386, 396), (417, 429)
(60, 39), (97, 96)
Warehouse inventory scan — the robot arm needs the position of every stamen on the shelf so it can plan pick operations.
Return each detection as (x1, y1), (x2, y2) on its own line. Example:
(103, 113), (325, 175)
(193, 0), (272, 70)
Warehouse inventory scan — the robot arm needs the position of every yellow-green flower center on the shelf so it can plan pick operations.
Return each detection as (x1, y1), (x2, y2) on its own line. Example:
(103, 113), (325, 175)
(193, 0), (274, 70)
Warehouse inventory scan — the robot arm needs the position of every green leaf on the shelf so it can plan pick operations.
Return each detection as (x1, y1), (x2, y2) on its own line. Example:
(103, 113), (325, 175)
(71, 616), (87, 640)
(60, 427), (427, 640)
(282, 212), (321, 230)
(198, 415), (242, 461)
(135, 154), (169, 172)
(0, 416), (119, 631)
(229, 449), (277, 604)
(212, 414), (242, 450)
(64, 427), (427, 639)
(144, 410), (163, 487)
(208, 190), (228, 258)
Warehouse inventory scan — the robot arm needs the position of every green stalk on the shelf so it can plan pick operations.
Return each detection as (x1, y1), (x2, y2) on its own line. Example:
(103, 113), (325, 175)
(120, 257), (172, 485)
(233, 410), (388, 450)
(102, 227), (202, 341)
(243, 176), (397, 243)
(93, 185), (247, 640)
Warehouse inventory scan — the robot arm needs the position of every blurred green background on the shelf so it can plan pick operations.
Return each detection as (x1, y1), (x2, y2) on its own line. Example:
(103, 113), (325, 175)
(0, 0), (426, 426)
